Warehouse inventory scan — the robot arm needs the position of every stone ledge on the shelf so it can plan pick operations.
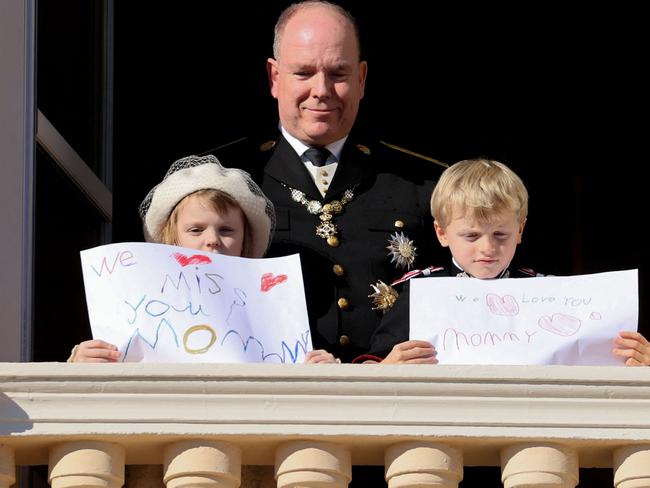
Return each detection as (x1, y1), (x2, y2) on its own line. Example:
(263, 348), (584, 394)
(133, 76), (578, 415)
(2, 363), (650, 467)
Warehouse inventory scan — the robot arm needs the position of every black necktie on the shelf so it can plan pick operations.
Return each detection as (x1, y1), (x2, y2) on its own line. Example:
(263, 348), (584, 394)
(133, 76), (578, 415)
(304, 147), (331, 167)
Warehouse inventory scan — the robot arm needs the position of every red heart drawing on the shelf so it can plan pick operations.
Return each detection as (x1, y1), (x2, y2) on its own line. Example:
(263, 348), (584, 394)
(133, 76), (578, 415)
(260, 272), (288, 292)
(538, 314), (582, 336)
(486, 293), (520, 316)
(172, 252), (212, 267)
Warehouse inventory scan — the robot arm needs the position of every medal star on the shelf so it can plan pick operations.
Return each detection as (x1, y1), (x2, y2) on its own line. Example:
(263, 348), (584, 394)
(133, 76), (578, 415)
(369, 280), (399, 313)
(386, 232), (417, 270)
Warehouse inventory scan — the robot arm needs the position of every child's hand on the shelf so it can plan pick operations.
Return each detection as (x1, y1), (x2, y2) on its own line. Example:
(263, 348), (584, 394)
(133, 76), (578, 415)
(69, 340), (121, 363)
(381, 340), (438, 364)
(613, 331), (650, 366)
(304, 349), (340, 364)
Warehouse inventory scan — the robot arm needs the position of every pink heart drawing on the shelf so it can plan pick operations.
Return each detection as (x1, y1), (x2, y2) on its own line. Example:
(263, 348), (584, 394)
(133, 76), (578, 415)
(538, 314), (582, 336)
(172, 252), (212, 267)
(486, 294), (520, 316)
(260, 272), (288, 292)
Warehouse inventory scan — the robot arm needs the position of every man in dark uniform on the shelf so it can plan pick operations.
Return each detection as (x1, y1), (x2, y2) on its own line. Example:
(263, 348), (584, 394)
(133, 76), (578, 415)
(215, 1), (444, 363)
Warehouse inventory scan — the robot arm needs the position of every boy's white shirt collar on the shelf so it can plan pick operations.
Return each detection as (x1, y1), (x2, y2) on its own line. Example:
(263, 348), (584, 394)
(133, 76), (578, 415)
(452, 257), (511, 279)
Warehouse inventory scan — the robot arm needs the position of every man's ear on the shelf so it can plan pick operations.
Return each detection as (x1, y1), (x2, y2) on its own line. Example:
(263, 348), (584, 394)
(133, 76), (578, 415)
(517, 218), (527, 244)
(358, 60), (368, 99)
(434, 221), (449, 248)
(267, 58), (279, 99)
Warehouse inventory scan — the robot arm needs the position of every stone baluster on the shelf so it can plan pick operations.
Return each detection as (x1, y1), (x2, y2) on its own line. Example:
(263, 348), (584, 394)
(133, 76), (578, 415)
(275, 441), (351, 487)
(614, 445), (650, 488)
(384, 442), (463, 488)
(0, 446), (15, 488)
(49, 441), (125, 488)
(163, 440), (241, 488)
(501, 443), (578, 488)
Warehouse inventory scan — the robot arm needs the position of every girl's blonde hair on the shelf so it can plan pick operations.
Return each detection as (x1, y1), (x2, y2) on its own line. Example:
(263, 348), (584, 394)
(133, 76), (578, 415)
(431, 159), (528, 228)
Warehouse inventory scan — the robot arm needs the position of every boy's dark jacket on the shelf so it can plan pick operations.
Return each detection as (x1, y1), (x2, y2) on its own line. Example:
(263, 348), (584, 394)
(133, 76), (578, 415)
(364, 262), (540, 359)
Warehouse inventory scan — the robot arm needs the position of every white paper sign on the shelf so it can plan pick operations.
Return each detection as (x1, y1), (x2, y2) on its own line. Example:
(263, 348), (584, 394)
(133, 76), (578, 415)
(80, 242), (312, 363)
(410, 270), (638, 365)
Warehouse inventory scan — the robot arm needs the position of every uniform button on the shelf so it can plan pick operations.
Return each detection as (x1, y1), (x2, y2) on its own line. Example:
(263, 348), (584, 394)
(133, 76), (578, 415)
(394, 219), (405, 229)
(332, 264), (345, 276)
(339, 334), (351, 347)
(327, 235), (340, 247)
(337, 297), (349, 310)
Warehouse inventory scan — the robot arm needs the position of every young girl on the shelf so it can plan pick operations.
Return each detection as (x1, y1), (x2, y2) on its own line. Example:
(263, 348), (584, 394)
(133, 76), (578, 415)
(70, 155), (337, 364)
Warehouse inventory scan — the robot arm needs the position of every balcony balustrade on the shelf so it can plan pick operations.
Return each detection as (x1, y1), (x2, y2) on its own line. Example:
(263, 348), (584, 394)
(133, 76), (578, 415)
(1, 363), (649, 487)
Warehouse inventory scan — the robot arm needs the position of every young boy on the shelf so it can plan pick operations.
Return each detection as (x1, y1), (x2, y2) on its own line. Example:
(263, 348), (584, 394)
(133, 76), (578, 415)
(361, 158), (650, 365)
(70, 155), (337, 363)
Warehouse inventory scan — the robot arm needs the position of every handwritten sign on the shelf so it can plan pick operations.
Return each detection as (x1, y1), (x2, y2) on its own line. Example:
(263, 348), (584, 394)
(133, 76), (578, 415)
(80, 242), (312, 363)
(409, 270), (638, 365)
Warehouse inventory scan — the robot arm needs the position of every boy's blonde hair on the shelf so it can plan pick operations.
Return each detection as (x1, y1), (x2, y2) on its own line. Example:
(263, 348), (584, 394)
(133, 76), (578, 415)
(160, 189), (254, 257)
(431, 159), (528, 228)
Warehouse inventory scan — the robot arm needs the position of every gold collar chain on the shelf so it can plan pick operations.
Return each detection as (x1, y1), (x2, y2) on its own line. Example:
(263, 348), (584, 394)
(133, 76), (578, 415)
(282, 183), (357, 247)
